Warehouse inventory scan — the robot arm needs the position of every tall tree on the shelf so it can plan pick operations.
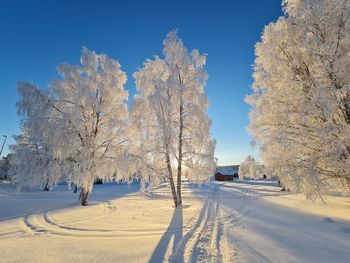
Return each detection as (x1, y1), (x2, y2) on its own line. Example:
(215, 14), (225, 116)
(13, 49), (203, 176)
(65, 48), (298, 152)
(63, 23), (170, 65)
(163, 32), (216, 205)
(132, 31), (216, 206)
(10, 83), (58, 190)
(11, 48), (130, 205)
(247, 0), (350, 199)
(49, 48), (129, 205)
(131, 57), (179, 206)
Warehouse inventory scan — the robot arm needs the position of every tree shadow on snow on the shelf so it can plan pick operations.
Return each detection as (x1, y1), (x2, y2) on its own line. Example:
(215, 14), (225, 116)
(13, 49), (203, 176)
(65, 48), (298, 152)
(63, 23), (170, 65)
(149, 206), (184, 263)
(0, 182), (140, 222)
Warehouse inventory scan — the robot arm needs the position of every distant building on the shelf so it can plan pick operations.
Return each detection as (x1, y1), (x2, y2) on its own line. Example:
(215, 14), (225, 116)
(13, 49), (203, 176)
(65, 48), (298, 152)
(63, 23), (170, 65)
(214, 165), (239, 181)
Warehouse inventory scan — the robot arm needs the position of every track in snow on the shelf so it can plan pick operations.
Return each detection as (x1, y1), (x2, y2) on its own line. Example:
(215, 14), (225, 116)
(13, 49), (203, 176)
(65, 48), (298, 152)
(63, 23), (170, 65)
(22, 201), (168, 238)
(169, 185), (235, 263)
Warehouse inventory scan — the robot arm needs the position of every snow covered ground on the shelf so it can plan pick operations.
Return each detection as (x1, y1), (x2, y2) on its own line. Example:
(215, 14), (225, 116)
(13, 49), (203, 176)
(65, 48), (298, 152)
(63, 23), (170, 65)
(0, 180), (349, 262)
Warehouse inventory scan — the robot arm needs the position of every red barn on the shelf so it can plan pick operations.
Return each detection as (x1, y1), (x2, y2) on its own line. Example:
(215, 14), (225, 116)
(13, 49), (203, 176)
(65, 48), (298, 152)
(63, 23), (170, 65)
(215, 172), (234, 181)
(214, 165), (239, 181)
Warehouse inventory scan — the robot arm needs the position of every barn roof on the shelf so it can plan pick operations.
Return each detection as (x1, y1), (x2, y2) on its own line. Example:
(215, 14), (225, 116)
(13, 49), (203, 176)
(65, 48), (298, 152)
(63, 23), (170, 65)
(216, 165), (239, 175)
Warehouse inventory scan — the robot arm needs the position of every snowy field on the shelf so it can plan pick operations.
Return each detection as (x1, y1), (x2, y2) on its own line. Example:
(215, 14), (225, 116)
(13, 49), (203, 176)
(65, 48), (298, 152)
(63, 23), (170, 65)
(0, 181), (350, 263)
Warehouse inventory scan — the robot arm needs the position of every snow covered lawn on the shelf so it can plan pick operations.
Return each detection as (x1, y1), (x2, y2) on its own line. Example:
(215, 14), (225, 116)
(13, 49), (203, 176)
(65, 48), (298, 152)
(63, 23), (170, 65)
(0, 181), (349, 262)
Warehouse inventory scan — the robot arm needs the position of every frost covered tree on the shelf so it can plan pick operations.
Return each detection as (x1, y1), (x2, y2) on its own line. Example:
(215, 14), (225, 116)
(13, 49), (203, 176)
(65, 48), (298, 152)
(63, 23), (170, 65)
(10, 131), (54, 190)
(10, 83), (58, 191)
(11, 48), (129, 205)
(131, 31), (216, 207)
(163, 31), (216, 205)
(238, 155), (262, 180)
(130, 57), (178, 203)
(238, 155), (253, 180)
(247, 0), (350, 199)
(48, 48), (129, 205)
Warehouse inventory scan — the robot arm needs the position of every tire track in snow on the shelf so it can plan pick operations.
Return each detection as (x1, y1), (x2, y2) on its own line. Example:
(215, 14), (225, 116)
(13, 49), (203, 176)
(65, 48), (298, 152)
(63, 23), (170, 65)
(0, 229), (27, 238)
(23, 212), (170, 238)
(187, 198), (222, 263)
(170, 185), (234, 263)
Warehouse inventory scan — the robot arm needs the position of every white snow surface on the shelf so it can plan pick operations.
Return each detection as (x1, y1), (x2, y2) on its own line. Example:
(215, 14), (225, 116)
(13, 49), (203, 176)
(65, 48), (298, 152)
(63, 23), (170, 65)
(0, 180), (349, 263)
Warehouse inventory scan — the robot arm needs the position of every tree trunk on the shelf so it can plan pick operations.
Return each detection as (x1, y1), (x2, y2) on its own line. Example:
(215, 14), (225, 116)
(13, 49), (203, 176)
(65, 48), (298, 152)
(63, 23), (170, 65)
(74, 184), (78, 193)
(169, 175), (178, 208)
(43, 176), (50, 191)
(166, 144), (178, 207)
(94, 178), (103, 184)
(176, 102), (184, 206)
(43, 183), (50, 191)
(277, 178), (286, 191)
(79, 186), (90, 206)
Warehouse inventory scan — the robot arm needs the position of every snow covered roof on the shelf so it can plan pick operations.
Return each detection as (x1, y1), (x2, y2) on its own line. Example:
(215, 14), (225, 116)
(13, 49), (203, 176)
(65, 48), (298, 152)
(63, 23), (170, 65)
(216, 165), (239, 175)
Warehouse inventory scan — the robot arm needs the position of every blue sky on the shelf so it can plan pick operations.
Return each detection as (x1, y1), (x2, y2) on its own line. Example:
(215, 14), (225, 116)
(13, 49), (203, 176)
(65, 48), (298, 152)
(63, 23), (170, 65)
(0, 0), (283, 165)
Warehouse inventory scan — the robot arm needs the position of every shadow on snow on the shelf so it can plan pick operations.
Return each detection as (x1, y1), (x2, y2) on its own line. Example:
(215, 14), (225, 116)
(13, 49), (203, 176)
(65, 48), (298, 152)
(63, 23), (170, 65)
(149, 206), (184, 263)
(0, 182), (140, 222)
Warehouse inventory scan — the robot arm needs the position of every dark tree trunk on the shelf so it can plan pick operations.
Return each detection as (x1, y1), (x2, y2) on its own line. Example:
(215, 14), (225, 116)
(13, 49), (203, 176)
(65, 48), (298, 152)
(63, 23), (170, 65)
(169, 176), (178, 208)
(79, 187), (90, 206)
(43, 176), (50, 191)
(176, 102), (184, 206)
(74, 184), (78, 193)
(94, 178), (103, 184)
(277, 178), (286, 191)
(166, 147), (178, 207)
(43, 183), (50, 191)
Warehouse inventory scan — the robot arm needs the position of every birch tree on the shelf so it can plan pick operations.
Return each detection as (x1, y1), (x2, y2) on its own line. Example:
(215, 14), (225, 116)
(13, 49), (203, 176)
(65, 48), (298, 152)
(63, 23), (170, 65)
(48, 48), (129, 205)
(10, 131), (56, 190)
(131, 58), (179, 205)
(163, 32), (216, 205)
(11, 48), (129, 205)
(247, 0), (350, 199)
(10, 83), (59, 191)
(132, 31), (216, 207)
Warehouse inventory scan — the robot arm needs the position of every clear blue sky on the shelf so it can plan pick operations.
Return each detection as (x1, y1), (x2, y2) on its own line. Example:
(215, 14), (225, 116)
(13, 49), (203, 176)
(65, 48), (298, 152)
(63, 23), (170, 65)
(0, 0), (283, 165)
